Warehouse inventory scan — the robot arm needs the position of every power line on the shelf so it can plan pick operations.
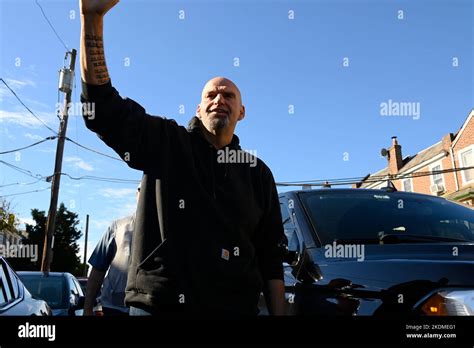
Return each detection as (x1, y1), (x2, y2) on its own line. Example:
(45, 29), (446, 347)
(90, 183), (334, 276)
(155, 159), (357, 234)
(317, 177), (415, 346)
(65, 137), (123, 162)
(35, 0), (69, 51)
(0, 179), (43, 188)
(276, 166), (474, 187)
(61, 173), (140, 184)
(1, 187), (51, 198)
(0, 160), (47, 181)
(0, 136), (57, 155)
(0, 78), (58, 135)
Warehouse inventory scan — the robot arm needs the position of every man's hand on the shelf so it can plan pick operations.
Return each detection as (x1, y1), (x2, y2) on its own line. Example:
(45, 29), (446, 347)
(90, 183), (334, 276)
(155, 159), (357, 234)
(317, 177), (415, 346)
(80, 0), (119, 17)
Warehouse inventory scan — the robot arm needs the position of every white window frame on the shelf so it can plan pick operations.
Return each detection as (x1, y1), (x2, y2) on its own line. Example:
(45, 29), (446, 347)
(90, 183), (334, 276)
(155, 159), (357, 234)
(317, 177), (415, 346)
(402, 178), (414, 192)
(457, 144), (474, 186)
(429, 160), (445, 190)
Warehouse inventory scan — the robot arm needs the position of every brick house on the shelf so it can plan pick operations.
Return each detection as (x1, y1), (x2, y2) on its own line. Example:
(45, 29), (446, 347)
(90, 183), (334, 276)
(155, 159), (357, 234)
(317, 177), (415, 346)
(355, 109), (474, 206)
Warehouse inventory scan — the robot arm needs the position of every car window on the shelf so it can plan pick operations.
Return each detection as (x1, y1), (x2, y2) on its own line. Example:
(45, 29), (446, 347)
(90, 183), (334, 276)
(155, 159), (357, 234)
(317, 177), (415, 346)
(0, 279), (6, 305)
(72, 277), (83, 297)
(6, 267), (19, 300)
(280, 201), (291, 225)
(280, 200), (295, 228)
(280, 199), (300, 252)
(299, 191), (474, 244)
(68, 276), (78, 296)
(286, 229), (300, 253)
(19, 274), (68, 310)
(0, 262), (13, 303)
(0, 262), (10, 306)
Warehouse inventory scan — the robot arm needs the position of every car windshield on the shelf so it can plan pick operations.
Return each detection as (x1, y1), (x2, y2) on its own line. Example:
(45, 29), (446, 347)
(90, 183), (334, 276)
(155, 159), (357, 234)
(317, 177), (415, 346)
(299, 190), (474, 244)
(19, 275), (68, 310)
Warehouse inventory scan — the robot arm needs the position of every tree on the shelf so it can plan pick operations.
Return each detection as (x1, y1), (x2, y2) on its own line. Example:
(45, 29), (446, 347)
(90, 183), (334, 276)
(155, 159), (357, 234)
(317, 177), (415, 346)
(24, 203), (83, 275)
(0, 198), (20, 235)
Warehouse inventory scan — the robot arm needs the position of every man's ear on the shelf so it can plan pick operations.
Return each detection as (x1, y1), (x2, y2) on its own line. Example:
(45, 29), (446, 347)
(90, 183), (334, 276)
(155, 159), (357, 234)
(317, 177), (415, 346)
(196, 104), (202, 119)
(238, 105), (246, 121)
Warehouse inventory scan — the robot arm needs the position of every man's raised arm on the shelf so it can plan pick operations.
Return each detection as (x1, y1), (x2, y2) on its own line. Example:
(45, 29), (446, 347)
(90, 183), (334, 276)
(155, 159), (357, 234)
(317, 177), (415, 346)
(80, 0), (118, 85)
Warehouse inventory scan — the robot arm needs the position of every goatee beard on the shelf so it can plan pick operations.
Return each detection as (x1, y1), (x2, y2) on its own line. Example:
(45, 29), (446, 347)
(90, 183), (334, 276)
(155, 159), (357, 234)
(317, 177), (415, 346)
(209, 116), (230, 131)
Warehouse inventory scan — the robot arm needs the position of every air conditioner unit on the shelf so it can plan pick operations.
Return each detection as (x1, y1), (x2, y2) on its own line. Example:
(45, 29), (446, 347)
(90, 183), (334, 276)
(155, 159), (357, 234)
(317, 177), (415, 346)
(430, 184), (445, 195)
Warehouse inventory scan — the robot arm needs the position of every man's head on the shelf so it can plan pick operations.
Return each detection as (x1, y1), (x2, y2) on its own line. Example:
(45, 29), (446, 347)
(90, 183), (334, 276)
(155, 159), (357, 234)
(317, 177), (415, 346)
(196, 77), (245, 136)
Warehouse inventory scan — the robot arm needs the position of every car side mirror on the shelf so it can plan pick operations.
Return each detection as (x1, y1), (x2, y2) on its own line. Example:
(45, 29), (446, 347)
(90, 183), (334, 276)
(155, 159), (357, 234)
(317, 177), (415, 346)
(72, 296), (85, 310)
(292, 249), (323, 283)
(284, 250), (300, 266)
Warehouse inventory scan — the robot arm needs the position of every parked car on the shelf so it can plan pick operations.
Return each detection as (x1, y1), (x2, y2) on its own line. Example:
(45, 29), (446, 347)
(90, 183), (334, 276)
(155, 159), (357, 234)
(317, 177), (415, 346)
(17, 271), (85, 316)
(265, 188), (474, 316)
(0, 257), (51, 316)
(75, 276), (103, 316)
(77, 277), (88, 294)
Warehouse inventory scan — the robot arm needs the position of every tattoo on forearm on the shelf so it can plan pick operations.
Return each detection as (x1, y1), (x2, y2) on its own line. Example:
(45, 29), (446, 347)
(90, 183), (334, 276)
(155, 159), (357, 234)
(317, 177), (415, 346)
(84, 34), (109, 83)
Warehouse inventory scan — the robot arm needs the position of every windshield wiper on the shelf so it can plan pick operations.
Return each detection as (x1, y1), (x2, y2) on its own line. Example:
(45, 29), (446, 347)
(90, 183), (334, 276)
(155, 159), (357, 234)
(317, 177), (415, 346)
(334, 238), (380, 245)
(379, 233), (469, 243)
(334, 234), (470, 245)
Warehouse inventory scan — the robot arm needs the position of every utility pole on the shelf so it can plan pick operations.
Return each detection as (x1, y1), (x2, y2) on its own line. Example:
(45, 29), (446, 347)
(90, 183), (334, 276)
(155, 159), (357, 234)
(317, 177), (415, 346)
(41, 49), (77, 274)
(83, 214), (89, 276)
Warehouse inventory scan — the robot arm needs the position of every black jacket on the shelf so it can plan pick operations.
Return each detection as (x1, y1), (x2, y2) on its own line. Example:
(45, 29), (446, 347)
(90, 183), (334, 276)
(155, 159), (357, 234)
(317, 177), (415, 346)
(81, 81), (285, 315)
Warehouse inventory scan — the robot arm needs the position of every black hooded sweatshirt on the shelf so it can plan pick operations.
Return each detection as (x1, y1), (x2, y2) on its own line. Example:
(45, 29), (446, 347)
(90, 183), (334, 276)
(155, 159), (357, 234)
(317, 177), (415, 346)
(81, 81), (285, 315)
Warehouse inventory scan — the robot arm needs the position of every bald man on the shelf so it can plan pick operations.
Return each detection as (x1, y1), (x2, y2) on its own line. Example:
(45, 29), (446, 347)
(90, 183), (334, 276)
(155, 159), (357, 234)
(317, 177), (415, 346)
(80, 0), (286, 316)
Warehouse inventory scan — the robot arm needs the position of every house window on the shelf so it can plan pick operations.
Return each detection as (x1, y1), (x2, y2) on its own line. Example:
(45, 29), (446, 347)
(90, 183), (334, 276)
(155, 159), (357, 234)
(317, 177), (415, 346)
(431, 164), (443, 186)
(402, 179), (413, 192)
(459, 148), (474, 183)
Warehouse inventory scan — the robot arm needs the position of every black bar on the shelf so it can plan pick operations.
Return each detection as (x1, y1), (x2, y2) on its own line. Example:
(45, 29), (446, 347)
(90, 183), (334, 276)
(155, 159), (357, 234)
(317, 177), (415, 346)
(1, 316), (474, 346)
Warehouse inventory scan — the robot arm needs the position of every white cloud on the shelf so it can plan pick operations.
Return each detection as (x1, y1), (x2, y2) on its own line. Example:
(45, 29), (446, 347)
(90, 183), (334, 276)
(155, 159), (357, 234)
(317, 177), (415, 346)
(99, 188), (136, 199)
(3, 78), (36, 89)
(90, 218), (112, 231)
(0, 127), (15, 140)
(19, 217), (36, 228)
(24, 133), (44, 141)
(64, 156), (94, 171)
(0, 109), (57, 129)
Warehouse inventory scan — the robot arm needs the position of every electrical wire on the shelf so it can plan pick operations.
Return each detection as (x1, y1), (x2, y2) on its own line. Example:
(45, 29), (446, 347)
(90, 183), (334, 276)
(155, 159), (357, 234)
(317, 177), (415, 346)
(276, 166), (474, 187)
(0, 160), (47, 181)
(0, 78), (58, 135)
(0, 136), (57, 155)
(1, 187), (51, 198)
(60, 173), (140, 184)
(35, 0), (69, 51)
(65, 137), (123, 162)
(0, 179), (43, 189)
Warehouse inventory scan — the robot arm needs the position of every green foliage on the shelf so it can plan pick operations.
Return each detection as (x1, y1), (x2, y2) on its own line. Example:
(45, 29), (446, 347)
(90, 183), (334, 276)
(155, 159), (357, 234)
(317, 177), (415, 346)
(0, 199), (19, 234)
(23, 203), (83, 275)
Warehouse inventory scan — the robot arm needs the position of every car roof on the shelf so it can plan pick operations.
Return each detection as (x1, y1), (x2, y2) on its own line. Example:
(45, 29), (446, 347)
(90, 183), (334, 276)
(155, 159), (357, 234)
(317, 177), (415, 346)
(17, 271), (72, 277)
(280, 187), (447, 201)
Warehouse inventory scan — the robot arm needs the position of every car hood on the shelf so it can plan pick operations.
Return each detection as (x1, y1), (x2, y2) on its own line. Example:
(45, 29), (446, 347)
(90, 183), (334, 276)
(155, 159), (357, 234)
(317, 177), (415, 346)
(51, 308), (69, 316)
(311, 243), (474, 289)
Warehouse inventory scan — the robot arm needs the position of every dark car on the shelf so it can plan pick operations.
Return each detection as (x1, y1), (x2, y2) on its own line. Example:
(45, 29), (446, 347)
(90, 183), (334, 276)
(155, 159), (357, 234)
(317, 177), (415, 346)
(0, 257), (51, 316)
(271, 188), (474, 316)
(18, 271), (85, 316)
(77, 277), (88, 294)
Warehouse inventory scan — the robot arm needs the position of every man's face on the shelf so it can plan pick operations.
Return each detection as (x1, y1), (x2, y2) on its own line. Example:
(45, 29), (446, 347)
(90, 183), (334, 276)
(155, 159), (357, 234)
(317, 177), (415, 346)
(197, 77), (245, 134)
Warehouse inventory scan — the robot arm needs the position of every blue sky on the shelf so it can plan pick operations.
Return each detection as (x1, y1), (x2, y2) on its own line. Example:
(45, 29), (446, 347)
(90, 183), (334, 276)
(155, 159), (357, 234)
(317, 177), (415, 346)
(0, 0), (473, 263)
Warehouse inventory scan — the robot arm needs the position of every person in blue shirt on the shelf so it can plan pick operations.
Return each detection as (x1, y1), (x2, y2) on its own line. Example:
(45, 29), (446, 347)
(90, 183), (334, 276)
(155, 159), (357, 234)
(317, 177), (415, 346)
(83, 184), (139, 316)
